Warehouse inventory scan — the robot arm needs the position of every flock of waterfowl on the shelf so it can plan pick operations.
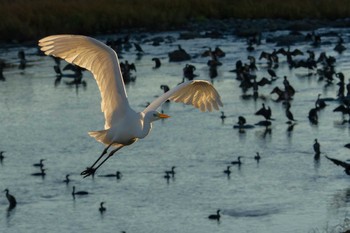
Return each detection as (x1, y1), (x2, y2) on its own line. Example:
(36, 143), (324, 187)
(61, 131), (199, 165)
(2, 25), (350, 229)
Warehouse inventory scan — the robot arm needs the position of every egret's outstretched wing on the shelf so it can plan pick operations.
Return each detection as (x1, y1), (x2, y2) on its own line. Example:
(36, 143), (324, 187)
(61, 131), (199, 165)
(39, 35), (129, 129)
(144, 80), (223, 113)
(326, 156), (350, 169)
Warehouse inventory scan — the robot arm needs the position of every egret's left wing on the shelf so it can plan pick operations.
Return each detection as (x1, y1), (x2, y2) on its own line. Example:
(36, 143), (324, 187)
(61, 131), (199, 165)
(143, 80), (223, 113)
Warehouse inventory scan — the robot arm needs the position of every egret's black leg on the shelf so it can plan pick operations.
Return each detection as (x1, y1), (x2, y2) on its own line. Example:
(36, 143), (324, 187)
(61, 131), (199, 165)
(81, 142), (114, 177)
(82, 146), (124, 178)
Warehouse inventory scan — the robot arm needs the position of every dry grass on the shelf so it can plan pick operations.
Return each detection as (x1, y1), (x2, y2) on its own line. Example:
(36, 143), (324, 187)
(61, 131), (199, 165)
(1, 0), (350, 42)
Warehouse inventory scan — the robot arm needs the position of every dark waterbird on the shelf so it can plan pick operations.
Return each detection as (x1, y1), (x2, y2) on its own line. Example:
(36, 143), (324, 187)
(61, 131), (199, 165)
(255, 103), (272, 120)
(208, 209), (221, 221)
(72, 186), (89, 198)
(315, 94), (327, 110)
(0, 151), (5, 163)
(99, 171), (122, 179)
(183, 64), (197, 80)
(220, 111), (226, 121)
(313, 139), (321, 160)
(165, 166), (176, 177)
(285, 102), (296, 123)
(333, 101), (350, 123)
(308, 107), (318, 124)
(169, 45), (191, 62)
(33, 159), (45, 168)
(4, 189), (16, 210)
(18, 49), (26, 70)
(254, 152), (261, 163)
(325, 155), (350, 175)
(152, 58), (161, 69)
(231, 156), (242, 166)
(223, 166), (231, 176)
(31, 167), (46, 177)
(99, 202), (106, 214)
(63, 174), (70, 184)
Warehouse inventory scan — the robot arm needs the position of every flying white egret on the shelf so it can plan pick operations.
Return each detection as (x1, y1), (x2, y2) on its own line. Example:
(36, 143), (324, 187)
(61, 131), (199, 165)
(38, 35), (223, 177)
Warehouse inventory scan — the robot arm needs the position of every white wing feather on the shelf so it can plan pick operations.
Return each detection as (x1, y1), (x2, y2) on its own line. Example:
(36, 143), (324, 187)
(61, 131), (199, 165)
(38, 35), (130, 129)
(143, 80), (223, 113)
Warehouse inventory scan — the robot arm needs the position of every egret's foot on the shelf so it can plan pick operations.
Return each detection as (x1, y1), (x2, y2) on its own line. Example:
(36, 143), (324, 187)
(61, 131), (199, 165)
(81, 167), (96, 178)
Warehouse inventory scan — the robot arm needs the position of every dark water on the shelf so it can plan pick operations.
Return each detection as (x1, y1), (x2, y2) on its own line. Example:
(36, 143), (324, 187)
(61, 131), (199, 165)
(1, 28), (350, 233)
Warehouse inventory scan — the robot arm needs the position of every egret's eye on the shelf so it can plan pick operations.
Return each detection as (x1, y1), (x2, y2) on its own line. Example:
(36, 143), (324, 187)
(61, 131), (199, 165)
(153, 113), (158, 117)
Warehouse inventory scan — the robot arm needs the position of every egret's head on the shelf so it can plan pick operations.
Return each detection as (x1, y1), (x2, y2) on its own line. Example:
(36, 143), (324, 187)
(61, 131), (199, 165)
(148, 111), (170, 122)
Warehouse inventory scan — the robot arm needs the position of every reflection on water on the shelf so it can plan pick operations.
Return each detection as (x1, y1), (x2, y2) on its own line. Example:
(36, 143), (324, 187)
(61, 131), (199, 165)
(1, 28), (350, 233)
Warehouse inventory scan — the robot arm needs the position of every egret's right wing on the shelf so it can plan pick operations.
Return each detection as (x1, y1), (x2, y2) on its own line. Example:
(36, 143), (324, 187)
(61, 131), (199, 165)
(326, 156), (350, 168)
(39, 35), (130, 129)
(143, 80), (223, 113)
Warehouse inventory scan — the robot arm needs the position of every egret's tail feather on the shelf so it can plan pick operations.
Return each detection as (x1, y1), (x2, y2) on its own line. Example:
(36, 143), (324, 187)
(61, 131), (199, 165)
(88, 130), (108, 144)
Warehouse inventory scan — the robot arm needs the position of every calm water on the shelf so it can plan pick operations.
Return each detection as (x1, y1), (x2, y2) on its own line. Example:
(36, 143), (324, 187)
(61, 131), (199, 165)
(1, 28), (350, 233)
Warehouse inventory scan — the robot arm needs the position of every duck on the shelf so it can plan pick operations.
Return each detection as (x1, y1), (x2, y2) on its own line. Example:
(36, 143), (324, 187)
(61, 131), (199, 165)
(165, 166), (176, 177)
(223, 166), (231, 176)
(99, 171), (122, 179)
(33, 159), (45, 168)
(231, 156), (242, 165)
(72, 186), (89, 198)
(31, 168), (46, 177)
(99, 202), (106, 213)
(208, 209), (221, 221)
(63, 174), (70, 184)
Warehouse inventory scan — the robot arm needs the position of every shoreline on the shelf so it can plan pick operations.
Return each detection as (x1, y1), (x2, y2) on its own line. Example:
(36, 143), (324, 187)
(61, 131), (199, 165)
(2, 18), (350, 47)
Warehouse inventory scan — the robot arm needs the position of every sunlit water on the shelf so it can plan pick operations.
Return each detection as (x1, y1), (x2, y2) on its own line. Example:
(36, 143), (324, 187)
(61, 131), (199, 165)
(1, 28), (350, 233)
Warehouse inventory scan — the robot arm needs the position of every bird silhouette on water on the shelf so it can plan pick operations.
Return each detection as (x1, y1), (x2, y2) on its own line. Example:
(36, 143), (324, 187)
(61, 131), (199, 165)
(255, 103), (272, 121)
(223, 166), (231, 176)
(99, 202), (106, 214)
(152, 58), (161, 69)
(285, 102), (296, 124)
(313, 139), (321, 160)
(63, 174), (70, 184)
(31, 167), (46, 177)
(99, 171), (122, 179)
(325, 155), (350, 175)
(165, 166), (176, 177)
(72, 186), (89, 198)
(33, 159), (45, 168)
(4, 189), (16, 210)
(0, 151), (5, 164)
(231, 156), (242, 166)
(220, 111), (226, 122)
(254, 152), (261, 163)
(208, 209), (221, 221)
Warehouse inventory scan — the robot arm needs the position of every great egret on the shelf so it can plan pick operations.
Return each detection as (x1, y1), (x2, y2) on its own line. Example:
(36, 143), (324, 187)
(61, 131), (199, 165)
(38, 35), (223, 177)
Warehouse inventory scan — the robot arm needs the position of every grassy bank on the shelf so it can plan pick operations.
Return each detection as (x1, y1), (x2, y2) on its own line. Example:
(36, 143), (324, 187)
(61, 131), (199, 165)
(1, 0), (350, 42)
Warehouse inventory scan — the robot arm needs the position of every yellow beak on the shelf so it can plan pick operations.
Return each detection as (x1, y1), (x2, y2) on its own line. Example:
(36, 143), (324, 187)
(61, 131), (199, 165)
(158, 113), (171, 119)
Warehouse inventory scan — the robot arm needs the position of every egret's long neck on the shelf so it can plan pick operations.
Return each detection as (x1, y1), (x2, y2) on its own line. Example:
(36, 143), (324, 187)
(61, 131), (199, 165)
(138, 113), (153, 139)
